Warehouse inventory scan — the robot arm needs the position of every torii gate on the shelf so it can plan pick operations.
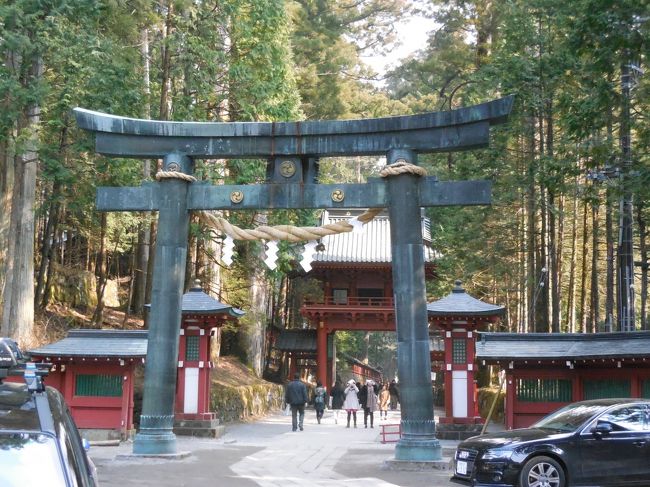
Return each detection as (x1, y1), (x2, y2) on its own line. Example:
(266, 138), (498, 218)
(74, 95), (513, 461)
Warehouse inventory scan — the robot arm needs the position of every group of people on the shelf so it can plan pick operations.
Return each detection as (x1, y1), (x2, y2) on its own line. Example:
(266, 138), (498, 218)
(284, 373), (400, 432)
(329, 378), (400, 428)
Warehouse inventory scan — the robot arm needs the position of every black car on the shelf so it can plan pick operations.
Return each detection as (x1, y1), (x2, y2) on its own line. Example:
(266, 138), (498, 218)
(0, 338), (98, 486)
(451, 398), (650, 487)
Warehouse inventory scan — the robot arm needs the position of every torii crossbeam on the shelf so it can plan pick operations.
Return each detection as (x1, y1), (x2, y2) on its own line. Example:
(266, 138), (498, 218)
(74, 95), (513, 460)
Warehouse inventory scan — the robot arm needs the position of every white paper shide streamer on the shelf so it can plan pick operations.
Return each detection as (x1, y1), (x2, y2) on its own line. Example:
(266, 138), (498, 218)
(264, 241), (279, 270)
(300, 241), (318, 272)
(221, 235), (235, 266)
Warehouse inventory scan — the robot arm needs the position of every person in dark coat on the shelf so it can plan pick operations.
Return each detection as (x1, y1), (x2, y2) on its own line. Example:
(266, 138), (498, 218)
(285, 373), (308, 431)
(389, 379), (400, 410)
(313, 380), (327, 424)
(362, 379), (379, 428)
(329, 380), (345, 424)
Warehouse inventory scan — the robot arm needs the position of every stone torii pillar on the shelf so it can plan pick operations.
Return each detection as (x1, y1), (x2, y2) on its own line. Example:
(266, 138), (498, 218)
(74, 95), (513, 459)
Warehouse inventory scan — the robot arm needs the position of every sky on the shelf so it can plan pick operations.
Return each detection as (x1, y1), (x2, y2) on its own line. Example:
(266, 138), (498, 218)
(361, 13), (435, 79)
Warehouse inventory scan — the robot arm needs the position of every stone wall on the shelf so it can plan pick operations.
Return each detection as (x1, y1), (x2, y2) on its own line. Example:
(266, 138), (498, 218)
(211, 381), (285, 423)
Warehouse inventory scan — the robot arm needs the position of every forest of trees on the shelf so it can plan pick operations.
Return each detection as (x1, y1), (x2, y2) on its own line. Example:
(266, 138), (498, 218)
(0, 1), (648, 372)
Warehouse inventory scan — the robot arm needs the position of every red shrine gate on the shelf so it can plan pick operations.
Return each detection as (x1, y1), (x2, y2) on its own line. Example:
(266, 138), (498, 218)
(300, 209), (436, 388)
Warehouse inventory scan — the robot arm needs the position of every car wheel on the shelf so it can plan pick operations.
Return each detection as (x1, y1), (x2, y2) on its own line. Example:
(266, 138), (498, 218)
(519, 455), (566, 487)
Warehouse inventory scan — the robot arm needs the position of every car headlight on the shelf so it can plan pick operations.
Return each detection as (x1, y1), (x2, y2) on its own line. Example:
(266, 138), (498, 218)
(481, 449), (514, 461)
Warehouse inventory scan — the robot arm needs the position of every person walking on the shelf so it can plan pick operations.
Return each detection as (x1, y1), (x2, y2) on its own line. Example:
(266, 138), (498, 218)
(378, 382), (390, 420)
(285, 373), (308, 432)
(363, 379), (379, 428)
(313, 380), (327, 424)
(389, 379), (400, 410)
(329, 380), (345, 424)
(342, 379), (360, 428)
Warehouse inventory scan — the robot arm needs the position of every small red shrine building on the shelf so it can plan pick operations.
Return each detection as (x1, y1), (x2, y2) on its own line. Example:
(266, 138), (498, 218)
(300, 209), (436, 388)
(476, 331), (650, 429)
(174, 280), (244, 425)
(29, 281), (243, 440)
(30, 329), (147, 440)
(427, 280), (505, 439)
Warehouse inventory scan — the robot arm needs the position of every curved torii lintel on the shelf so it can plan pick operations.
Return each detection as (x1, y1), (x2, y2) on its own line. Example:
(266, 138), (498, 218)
(73, 95), (514, 159)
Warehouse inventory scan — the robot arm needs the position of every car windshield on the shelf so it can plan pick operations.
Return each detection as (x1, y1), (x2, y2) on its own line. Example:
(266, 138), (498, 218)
(0, 432), (68, 486)
(532, 403), (606, 432)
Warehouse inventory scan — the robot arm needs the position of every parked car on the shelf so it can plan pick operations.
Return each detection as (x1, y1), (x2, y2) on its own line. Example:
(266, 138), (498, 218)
(451, 398), (650, 487)
(0, 338), (98, 486)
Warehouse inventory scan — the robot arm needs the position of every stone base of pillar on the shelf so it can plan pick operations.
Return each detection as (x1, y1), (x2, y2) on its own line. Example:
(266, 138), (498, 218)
(133, 430), (178, 455)
(117, 450), (191, 460)
(384, 458), (451, 471)
(395, 437), (443, 461)
(435, 422), (483, 440)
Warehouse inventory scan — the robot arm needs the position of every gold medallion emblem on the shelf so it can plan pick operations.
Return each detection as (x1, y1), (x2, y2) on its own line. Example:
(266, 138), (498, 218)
(279, 160), (296, 178)
(331, 189), (345, 202)
(230, 191), (244, 204)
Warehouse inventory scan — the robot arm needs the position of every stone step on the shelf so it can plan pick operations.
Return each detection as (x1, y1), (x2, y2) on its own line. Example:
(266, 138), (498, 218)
(173, 424), (226, 439)
(174, 418), (221, 429)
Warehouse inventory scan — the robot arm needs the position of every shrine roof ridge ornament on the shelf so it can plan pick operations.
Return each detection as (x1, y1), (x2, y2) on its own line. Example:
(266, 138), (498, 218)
(73, 95), (514, 159)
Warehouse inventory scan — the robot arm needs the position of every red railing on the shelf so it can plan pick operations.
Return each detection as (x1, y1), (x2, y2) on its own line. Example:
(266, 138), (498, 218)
(380, 423), (402, 443)
(303, 296), (394, 307)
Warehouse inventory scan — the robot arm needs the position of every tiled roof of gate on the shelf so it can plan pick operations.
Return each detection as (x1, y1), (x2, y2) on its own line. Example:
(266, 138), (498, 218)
(476, 331), (650, 361)
(29, 329), (148, 358)
(313, 209), (438, 263)
(274, 329), (316, 352)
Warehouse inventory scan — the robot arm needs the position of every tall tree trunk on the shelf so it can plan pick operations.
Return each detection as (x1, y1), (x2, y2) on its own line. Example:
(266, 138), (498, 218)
(545, 97), (560, 332)
(539, 182), (549, 332)
(518, 139), (527, 332)
(556, 194), (565, 328)
(92, 213), (108, 327)
(159, 2), (174, 121)
(35, 182), (61, 308)
(133, 27), (152, 315)
(526, 119), (537, 333)
(0, 137), (14, 324)
(605, 108), (616, 330)
(637, 205), (647, 329)
(589, 201), (600, 332)
(579, 200), (589, 333)
(0, 48), (17, 325)
(566, 182), (579, 332)
(362, 331), (370, 364)
(1, 54), (42, 345)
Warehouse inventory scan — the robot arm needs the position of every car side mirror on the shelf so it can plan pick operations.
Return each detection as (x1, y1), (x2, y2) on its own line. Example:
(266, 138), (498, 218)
(592, 421), (613, 437)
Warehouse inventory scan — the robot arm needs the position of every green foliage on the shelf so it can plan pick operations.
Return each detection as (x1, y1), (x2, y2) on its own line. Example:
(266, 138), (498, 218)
(226, 0), (302, 121)
(335, 330), (397, 378)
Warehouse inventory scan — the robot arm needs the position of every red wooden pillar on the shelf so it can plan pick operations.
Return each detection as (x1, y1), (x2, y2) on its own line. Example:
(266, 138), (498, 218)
(317, 321), (328, 387)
